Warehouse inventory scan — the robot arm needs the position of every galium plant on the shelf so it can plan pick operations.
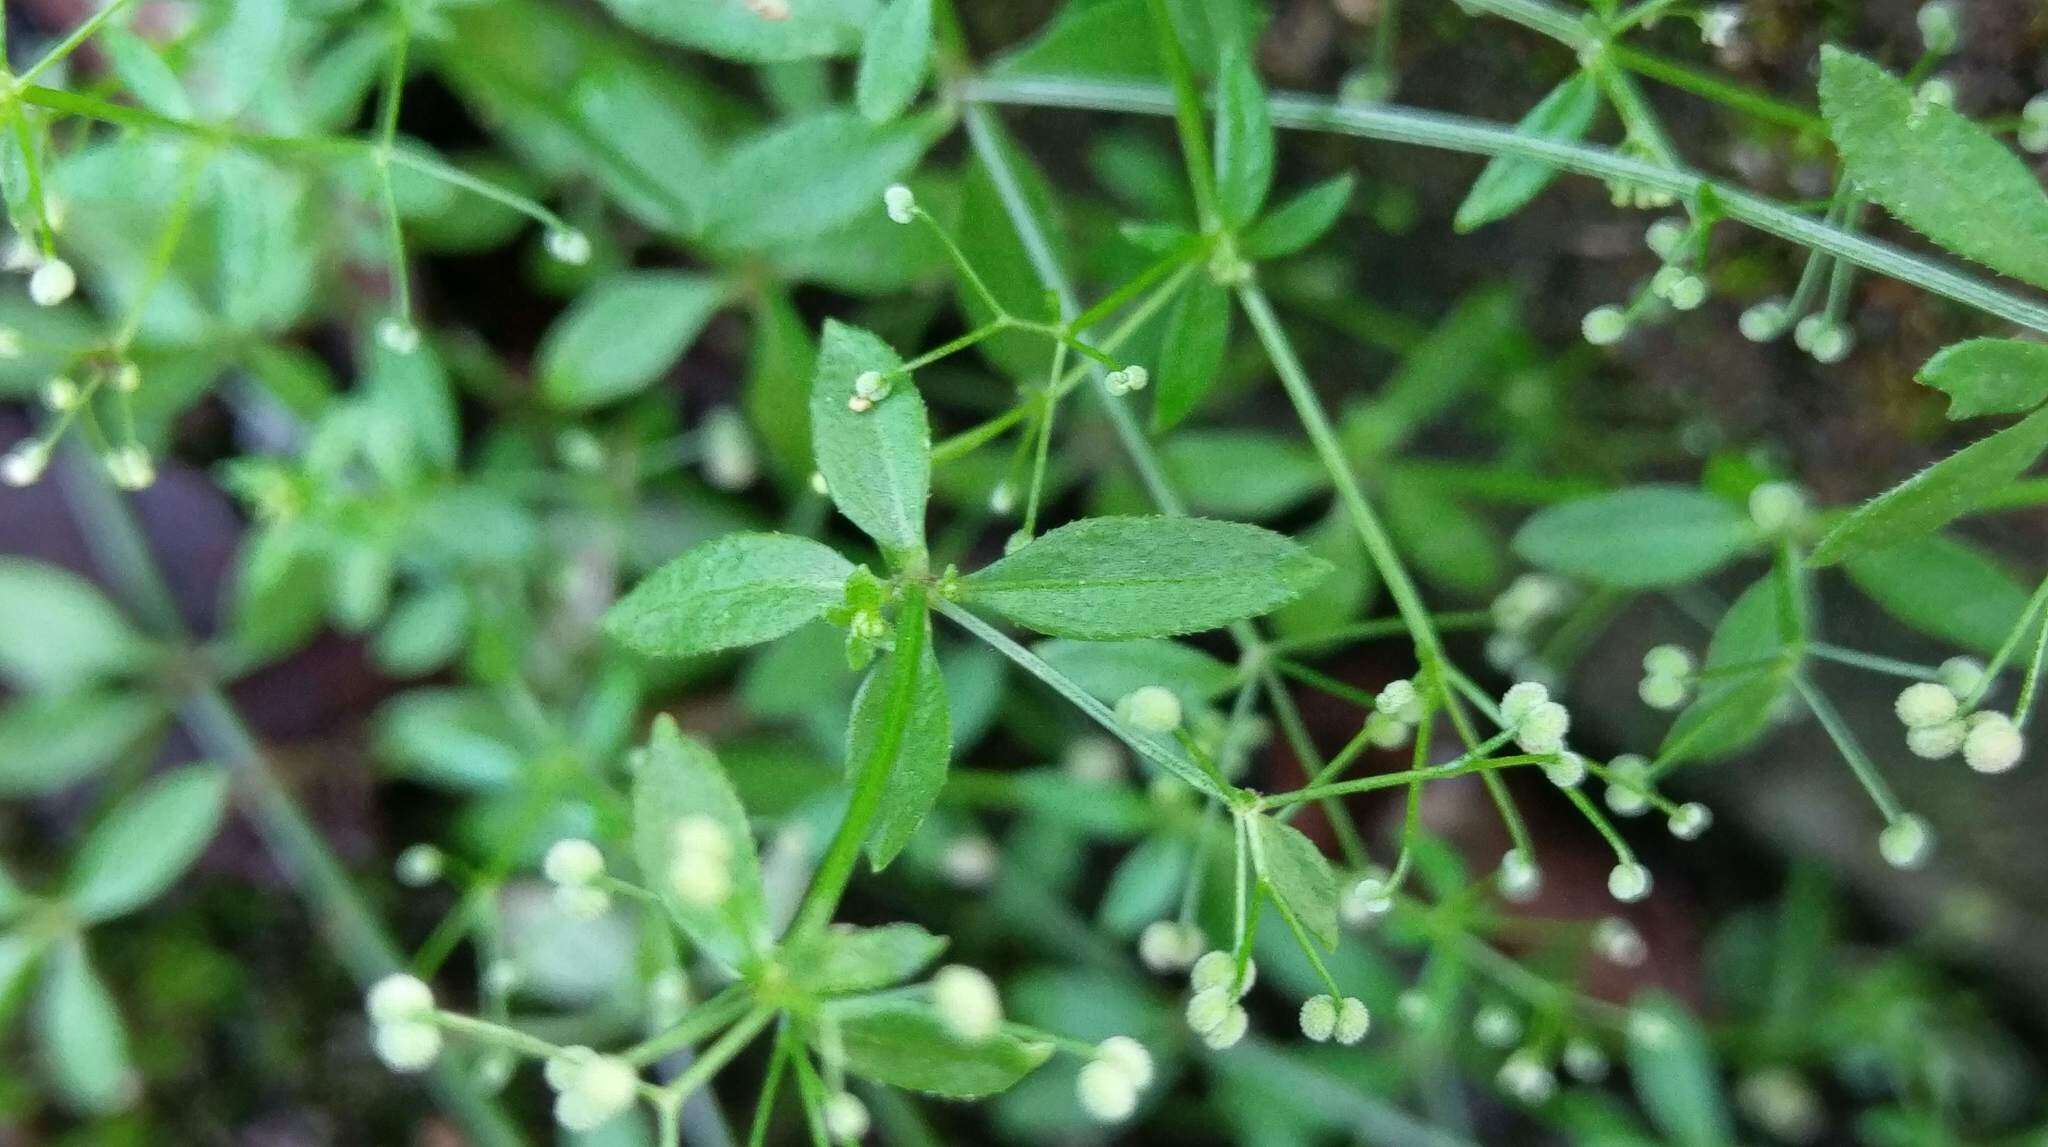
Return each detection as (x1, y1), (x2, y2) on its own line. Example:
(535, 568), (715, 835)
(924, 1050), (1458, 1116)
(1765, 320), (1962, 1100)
(5, 0), (2048, 1141)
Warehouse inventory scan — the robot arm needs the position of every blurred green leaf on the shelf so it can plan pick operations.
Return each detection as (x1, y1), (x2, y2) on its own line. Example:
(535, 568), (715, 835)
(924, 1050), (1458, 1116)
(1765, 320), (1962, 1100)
(788, 922), (947, 995)
(0, 561), (151, 693)
(829, 996), (1051, 1098)
(1252, 814), (1339, 948)
(1213, 47), (1273, 227)
(37, 939), (132, 1114)
(632, 717), (766, 967)
(538, 272), (729, 409)
(1843, 532), (2030, 656)
(703, 110), (939, 252)
(0, 692), (165, 797)
(848, 614), (951, 869)
(1160, 430), (1323, 518)
(1455, 73), (1601, 233)
(1152, 278), (1233, 432)
(856, 0), (934, 123)
(1514, 486), (1755, 588)
(597, 0), (876, 62)
(1627, 992), (1734, 1147)
(1242, 174), (1355, 260)
(67, 765), (230, 924)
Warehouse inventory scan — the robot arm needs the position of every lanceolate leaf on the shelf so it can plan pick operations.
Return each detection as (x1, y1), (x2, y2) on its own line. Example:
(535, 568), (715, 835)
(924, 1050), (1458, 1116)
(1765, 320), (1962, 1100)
(1819, 47), (2048, 290)
(0, 692), (166, 797)
(0, 561), (151, 693)
(847, 616), (952, 869)
(1843, 532), (2032, 656)
(605, 533), (854, 659)
(538, 273), (729, 409)
(1918, 338), (2048, 420)
(1660, 573), (1800, 766)
(1252, 814), (1340, 949)
(37, 939), (132, 1114)
(1811, 404), (2048, 565)
(702, 109), (939, 252)
(828, 996), (1052, 1098)
(67, 765), (231, 924)
(1241, 174), (1355, 260)
(964, 516), (1330, 639)
(1213, 47), (1274, 227)
(1455, 73), (1602, 233)
(632, 717), (766, 967)
(1152, 277), (1232, 432)
(855, 0), (934, 123)
(1628, 992), (1736, 1147)
(595, 0), (877, 63)
(1512, 486), (1756, 589)
(787, 923), (946, 996)
(810, 320), (932, 561)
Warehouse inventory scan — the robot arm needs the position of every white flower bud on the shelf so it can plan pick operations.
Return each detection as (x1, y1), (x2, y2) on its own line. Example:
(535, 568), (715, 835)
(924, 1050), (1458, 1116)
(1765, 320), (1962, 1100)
(111, 360), (142, 393)
(552, 1054), (638, 1132)
(544, 839), (606, 886)
(1363, 711), (1413, 749)
(1607, 861), (1653, 902)
(1749, 481), (1810, 534)
(373, 1020), (443, 1072)
(1894, 682), (1959, 729)
(1190, 950), (1253, 996)
(1498, 849), (1541, 902)
(809, 470), (829, 495)
(1491, 573), (1568, 635)
(1299, 994), (1338, 1042)
(1544, 751), (1587, 789)
(1665, 274), (1707, 311)
(1700, 5), (1740, 48)
(1334, 997), (1370, 1045)
(1375, 678), (1420, 719)
(823, 1091), (871, 1140)
(1907, 720), (1966, 760)
(1604, 755), (1652, 817)
(1116, 685), (1182, 734)
(1063, 735), (1124, 783)
(41, 376), (78, 411)
(988, 479), (1017, 515)
(1514, 700), (1570, 755)
(1499, 681), (1549, 726)
(483, 960), (520, 996)
(1593, 917), (1647, 966)
(1962, 711), (2023, 774)
(546, 228), (592, 265)
(1498, 1049), (1556, 1104)
(1739, 298), (1787, 342)
(1199, 1004), (1248, 1050)
(1581, 305), (1628, 346)
(106, 446), (156, 491)
(2, 442), (49, 487)
(1645, 218), (1688, 260)
(366, 974), (435, 1024)
(884, 183), (918, 225)
(932, 965), (1003, 1042)
(670, 854), (732, 907)
(1186, 986), (1234, 1035)
(1076, 1059), (1138, 1122)
(1473, 1004), (1520, 1048)
(1121, 365), (1148, 391)
(1638, 673), (1688, 711)
(1096, 1035), (1154, 1089)
(1138, 921), (1201, 972)
(1937, 656), (1986, 699)
(395, 844), (444, 887)
(1917, 1), (1959, 54)
(1340, 875), (1394, 926)
(1629, 1011), (1675, 1048)
(1879, 814), (1932, 869)
(1563, 1038), (1609, 1082)
(28, 258), (74, 306)
(1396, 989), (1432, 1027)
(940, 834), (999, 888)
(702, 407), (758, 490)
(1668, 802), (1712, 840)
(1641, 645), (1693, 678)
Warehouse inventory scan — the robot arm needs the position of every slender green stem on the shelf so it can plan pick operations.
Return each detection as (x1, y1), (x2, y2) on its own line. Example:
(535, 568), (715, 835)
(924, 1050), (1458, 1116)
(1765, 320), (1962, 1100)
(1808, 643), (1936, 681)
(18, 0), (136, 86)
(1796, 676), (1904, 822)
(963, 76), (2048, 333)
(1262, 752), (1544, 808)
(626, 985), (753, 1066)
(658, 1007), (776, 1104)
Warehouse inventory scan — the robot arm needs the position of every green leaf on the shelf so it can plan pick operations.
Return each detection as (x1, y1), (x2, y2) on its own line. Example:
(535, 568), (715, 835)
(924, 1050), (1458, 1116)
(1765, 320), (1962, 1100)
(1917, 338), (2048, 420)
(1160, 431), (1324, 518)
(37, 939), (132, 1114)
(631, 717), (766, 967)
(100, 27), (191, 119)
(787, 922), (946, 995)
(1152, 278), (1233, 432)
(1213, 47), (1274, 227)
(1382, 473), (1504, 596)
(1252, 814), (1339, 949)
(1843, 532), (2031, 656)
(964, 516), (1330, 639)
(1270, 511), (1377, 640)
(1810, 404), (2048, 564)
(810, 321), (931, 559)
(1659, 573), (1798, 766)
(595, 0), (876, 62)
(0, 692), (166, 797)
(991, 0), (1161, 80)
(1627, 993), (1734, 1147)
(1034, 637), (1237, 711)
(744, 288), (819, 489)
(1819, 47), (2048, 290)
(1098, 836), (1192, 936)
(855, 0), (933, 122)
(606, 533), (854, 660)
(954, 130), (1067, 382)
(1512, 486), (1755, 589)
(1348, 289), (1522, 456)
(703, 110), (937, 252)
(0, 561), (151, 692)
(538, 273), (728, 409)
(1241, 174), (1355, 260)
(66, 765), (230, 924)
(1454, 73), (1602, 233)
(829, 996), (1052, 1098)
(847, 616), (951, 869)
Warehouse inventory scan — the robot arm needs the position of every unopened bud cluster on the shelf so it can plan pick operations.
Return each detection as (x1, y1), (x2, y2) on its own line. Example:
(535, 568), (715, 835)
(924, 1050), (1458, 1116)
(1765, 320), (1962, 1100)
(1076, 1035), (1155, 1123)
(1184, 951), (1255, 1050)
(543, 838), (612, 919)
(366, 974), (441, 1072)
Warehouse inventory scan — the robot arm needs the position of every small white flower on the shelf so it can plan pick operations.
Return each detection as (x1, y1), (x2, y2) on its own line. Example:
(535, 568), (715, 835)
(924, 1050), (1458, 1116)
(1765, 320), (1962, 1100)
(940, 834), (1000, 888)
(1937, 656), (1986, 699)
(2, 442), (50, 487)
(1513, 699), (1570, 755)
(1138, 921), (1202, 972)
(1396, 989), (1432, 1027)
(1498, 849), (1542, 902)
(1340, 874), (1394, 926)
(1607, 861), (1653, 902)
(1894, 682), (1959, 729)
(544, 839), (606, 886)
(1103, 365), (1150, 396)
(823, 1091), (871, 1140)
(1593, 917), (1647, 966)
(1603, 755), (1652, 817)
(988, 479), (1016, 515)
(1962, 711), (2023, 774)
(1641, 645), (1694, 679)
(1917, 1), (1959, 54)
(1199, 1004), (1249, 1050)
(546, 228), (592, 265)
(1562, 1038), (1609, 1082)
(551, 1053), (639, 1132)
(1644, 218), (1688, 260)
(1076, 1059), (1139, 1122)
(105, 446), (156, 491)
(932, 965), (1003, 1042)
(1116, 685), (1183, 734)
(1699, 4), (1740, 49)
(1473, 1004), (1520, 1048)
(1186, 986), (1234, 1035)
(669, 819), (734, 907)
(1363, 711), (1413, 749)
(1879, 814), (1933, 869)
(28, 258), (74, 306)
(1667, 802), (1712, 841)
(1096, 1036), (1154, 1089)
(1581, 305), (1628, 346)
(1499, 681), (1549, 725)
(373, 1020), (443, 1072)
(1907, 720), (1966, 760)
(1498, 1049), (1557, 1104)
(1638, 673), (1688, 711)
(1063, 736), (1124, 784)
(1191, 950), (1254, 996)
(378, 317), (421, 355)
(1544, 751), (1587, 789)
(366, 974), (435, 1025)
(1299, 995), (1338, 1042)
(1375, 678), (1421, 720)
(884, 184), (918, 225)
(395, 844), (444, 887)
(1739, 298), (1787, 342)
(809, 470), (830, 496)
(41, 376), (78, 411)
(1490, 573), (1568, 635)
(1333, 997), (1370, 1045)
